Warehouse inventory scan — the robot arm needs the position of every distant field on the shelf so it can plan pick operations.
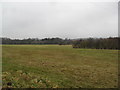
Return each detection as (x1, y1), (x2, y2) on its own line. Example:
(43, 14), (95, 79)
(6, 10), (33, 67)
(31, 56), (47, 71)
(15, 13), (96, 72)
(2, 45), (118, 88)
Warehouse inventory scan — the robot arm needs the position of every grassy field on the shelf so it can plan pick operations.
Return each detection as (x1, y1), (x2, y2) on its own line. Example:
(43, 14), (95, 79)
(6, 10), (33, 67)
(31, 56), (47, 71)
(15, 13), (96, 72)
(2, 45), (118, 88)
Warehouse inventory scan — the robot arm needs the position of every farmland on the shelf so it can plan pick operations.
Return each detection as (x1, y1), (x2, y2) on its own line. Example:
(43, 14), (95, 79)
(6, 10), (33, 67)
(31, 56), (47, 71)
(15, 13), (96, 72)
(2, 45), (118, 88)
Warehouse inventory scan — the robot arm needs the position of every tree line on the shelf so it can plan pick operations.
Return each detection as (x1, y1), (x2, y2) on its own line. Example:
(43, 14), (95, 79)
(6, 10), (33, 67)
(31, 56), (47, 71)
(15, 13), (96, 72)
(72, 37), (119, 50)
(1, 37), (72, 45)
(1, 37), (119, 50)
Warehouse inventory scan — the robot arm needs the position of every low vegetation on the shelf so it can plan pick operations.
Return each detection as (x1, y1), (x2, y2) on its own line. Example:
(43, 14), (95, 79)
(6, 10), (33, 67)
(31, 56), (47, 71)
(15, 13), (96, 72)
(2, 45), (118, 88)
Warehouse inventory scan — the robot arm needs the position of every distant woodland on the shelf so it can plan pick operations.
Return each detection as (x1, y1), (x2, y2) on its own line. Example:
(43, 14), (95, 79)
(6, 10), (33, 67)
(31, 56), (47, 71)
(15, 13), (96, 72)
(1, 37), (119, 50)
(1, 37), (72, 45)
(72, 37), (119, 50)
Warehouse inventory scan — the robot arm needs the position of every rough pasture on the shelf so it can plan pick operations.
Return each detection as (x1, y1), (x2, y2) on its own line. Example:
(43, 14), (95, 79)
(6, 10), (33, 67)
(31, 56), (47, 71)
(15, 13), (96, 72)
(2, 45), (118, 88)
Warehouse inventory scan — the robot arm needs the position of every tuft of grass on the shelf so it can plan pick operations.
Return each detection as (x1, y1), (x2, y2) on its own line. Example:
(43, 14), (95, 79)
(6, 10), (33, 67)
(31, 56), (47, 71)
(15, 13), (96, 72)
(2, 45), (118, 88)
(2, 70), (57, 88)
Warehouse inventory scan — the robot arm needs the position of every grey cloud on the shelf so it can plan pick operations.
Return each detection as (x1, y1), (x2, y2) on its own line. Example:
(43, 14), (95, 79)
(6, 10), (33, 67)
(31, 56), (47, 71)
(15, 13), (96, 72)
(2, 2), (118, 39)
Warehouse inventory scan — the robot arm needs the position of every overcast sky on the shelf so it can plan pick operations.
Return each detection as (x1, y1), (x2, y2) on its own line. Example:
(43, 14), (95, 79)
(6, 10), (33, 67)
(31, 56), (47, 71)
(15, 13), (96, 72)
(1, 1), (118, 39)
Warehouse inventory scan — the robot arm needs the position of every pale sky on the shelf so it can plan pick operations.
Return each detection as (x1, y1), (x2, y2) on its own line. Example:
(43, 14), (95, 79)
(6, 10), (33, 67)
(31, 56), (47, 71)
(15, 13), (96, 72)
(0, 0), (118, 39)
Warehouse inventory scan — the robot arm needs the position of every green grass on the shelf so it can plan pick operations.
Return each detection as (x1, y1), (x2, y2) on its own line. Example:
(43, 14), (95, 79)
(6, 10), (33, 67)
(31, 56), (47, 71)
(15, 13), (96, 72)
(2, 45), (118, 88)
